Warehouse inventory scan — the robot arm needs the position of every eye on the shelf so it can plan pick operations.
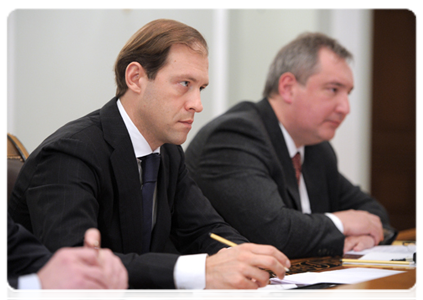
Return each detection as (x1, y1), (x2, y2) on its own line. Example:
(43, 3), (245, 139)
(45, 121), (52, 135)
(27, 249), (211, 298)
(180, 81), (189, 87)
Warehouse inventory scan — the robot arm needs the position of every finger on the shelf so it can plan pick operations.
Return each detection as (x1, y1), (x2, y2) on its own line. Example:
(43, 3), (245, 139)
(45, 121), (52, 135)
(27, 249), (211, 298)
(60, 247), (99, 264)
(84, 228), (101, 250)
(114, 264), (129, 289)
(369, 227), (383, 245)
(369, 216), (384, 242)
(232, 274), (262, 289)
(242, 265), (272, 288)
(99, 249), (120, 289)
(343, 238), (355, 253)
(77, 264), (109, 289)
(248, 253), (288, 280)
(355, 236), (375, 252)
(242, 244), (291, 271)
(113, 253), (129, 289)
(352, 240), (365, 252)
(98, 249), (129, 289)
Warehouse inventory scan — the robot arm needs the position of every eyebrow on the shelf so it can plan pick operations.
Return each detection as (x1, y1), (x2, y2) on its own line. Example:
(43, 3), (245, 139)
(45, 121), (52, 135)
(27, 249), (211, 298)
(326, 81), (354, 93)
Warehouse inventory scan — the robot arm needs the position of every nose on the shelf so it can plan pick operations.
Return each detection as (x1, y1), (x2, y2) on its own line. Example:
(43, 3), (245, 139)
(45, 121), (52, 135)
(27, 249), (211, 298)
(186, 91), (204, 113)
(336, 93), (350, 116)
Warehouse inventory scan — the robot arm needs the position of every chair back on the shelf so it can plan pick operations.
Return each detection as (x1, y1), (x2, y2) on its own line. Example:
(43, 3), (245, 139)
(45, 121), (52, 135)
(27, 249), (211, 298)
(7, 133), (29, 200)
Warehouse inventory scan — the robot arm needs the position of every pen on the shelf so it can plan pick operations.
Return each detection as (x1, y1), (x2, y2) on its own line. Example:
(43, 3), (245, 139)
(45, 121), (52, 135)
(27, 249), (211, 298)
(341, 258), (412, 265)
(209, 233), (290, 274)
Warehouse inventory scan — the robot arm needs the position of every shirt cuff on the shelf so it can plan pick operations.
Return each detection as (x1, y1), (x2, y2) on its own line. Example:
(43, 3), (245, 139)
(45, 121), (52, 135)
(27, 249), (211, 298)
(325, 213), (344, 234)
(173, 253), (207, 289)
(18, 274), (41, 289)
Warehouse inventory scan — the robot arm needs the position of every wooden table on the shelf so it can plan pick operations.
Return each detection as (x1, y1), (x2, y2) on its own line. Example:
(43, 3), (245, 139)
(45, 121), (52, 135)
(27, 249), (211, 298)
(133, 234), (420, 300)
(133, 257), (420, 300)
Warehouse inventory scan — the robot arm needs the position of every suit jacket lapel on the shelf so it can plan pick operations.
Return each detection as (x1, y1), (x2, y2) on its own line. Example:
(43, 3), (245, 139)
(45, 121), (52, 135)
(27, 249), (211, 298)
(100, 98), (145, 254)
(255, 98), (302, 210)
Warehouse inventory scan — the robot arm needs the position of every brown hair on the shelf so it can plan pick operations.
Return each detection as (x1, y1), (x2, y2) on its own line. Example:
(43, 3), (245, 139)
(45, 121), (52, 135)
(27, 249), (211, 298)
(114, 19), (208, 98)
(263, 32), (353, 98)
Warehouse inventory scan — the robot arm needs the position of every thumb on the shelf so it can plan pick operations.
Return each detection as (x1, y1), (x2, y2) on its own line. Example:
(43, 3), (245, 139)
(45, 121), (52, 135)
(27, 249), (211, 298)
(84, 228), (101, 250)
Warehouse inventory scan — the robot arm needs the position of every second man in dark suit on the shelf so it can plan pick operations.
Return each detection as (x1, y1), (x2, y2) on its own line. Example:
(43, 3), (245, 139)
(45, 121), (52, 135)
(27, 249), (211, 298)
(185, 32), (393, 259)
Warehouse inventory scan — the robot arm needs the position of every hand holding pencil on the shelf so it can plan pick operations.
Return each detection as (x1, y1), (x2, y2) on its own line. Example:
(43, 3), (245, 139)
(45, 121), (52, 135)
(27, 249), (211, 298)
(205, 233), (291, 289)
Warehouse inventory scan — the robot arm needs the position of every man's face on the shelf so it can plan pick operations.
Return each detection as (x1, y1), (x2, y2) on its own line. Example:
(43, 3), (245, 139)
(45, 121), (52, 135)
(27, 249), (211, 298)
(288, 47), (354, 147)
(136, 44), (209, 150)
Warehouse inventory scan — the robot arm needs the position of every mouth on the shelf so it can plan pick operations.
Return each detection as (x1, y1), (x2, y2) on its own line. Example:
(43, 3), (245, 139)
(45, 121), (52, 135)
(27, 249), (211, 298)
(179, 119), (194, 129)
(180, 119), (193, 124)
(326, 119), (342, 127)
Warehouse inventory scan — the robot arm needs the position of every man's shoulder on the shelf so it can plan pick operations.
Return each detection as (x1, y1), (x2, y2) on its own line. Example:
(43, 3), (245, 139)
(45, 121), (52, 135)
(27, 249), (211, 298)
(43, 110), (102, 143)
(205, 100), (262, 131)
(41, 98), (119, 147)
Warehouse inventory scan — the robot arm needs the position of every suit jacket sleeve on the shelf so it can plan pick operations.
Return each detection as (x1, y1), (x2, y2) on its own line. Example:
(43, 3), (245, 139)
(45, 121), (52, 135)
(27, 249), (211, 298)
(7, 213), (51, 289)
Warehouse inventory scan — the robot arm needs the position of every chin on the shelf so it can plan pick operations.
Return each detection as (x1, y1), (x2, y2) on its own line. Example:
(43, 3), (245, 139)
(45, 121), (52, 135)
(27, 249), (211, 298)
(169, 136), (188, 146)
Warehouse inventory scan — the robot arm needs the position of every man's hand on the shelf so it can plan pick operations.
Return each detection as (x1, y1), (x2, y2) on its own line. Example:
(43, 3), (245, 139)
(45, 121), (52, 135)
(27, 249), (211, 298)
(343, 235), (375, 253)
(205, 243), (290, 289)
(83, 228), (128, 289)
(37, 247), (110, 289)
(333, 209), (383, 245)
(37, 228), (128, 289)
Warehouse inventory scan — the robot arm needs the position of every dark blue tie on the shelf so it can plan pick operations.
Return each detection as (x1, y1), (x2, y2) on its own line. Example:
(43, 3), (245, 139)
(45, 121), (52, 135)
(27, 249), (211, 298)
(140, 153), (161, 253)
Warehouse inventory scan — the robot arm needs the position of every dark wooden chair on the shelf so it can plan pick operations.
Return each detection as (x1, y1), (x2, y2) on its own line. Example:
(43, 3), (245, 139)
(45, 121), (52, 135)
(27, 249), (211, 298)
(7, 133), (29, 200)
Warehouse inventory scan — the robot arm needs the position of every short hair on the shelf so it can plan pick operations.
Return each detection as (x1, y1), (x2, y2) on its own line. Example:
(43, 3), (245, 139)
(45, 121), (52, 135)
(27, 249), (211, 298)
(263, 32), (353, 98)
(114, 19), (208, 99)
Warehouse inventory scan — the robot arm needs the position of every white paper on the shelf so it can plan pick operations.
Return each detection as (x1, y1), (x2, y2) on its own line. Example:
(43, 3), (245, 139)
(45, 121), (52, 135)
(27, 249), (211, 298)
(266, 268), (404, 287)
(194, 283), (297, 299)
(346, 245), (416, 256)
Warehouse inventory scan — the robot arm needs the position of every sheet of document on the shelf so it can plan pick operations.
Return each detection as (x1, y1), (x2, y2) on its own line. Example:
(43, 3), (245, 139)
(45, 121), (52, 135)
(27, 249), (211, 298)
(261, 268), (404, 289)
(346, 245), (416, 261)
(194, 283), (297, 299)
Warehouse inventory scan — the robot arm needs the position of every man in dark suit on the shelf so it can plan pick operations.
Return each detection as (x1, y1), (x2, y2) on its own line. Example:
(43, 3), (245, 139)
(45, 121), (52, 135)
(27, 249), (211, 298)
(8, 214), (127, 289)
(185, 32), (393, 259)
(8, 19), (290, 289)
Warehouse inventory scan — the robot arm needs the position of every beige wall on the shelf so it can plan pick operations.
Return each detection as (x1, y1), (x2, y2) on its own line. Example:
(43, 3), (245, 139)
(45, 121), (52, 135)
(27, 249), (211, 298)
(7, 9), (373, 191)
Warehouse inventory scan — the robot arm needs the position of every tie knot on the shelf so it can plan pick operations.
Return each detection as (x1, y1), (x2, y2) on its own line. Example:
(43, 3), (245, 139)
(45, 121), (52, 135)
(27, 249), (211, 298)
(140, 153), (161, 183)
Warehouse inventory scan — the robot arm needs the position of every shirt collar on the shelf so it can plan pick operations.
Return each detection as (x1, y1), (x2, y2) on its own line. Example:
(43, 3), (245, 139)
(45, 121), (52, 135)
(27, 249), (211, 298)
(279, 123), (304, 163)
(117, 99), (160, 158)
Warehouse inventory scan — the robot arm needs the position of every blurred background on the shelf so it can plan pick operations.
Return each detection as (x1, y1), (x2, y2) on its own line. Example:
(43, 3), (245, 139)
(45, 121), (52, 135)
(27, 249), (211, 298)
(7, 9), (415, 231)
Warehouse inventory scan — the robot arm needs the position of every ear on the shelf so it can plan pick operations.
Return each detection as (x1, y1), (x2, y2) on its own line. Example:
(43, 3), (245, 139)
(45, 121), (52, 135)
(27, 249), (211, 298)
(125, 62), (147, 94)
(277, 72), (297, 104)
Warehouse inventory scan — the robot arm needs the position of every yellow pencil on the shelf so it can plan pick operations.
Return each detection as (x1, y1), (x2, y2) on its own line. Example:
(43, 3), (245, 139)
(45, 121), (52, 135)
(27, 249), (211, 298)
(209, 233), (290, 273)
(210, 233), (238, 247)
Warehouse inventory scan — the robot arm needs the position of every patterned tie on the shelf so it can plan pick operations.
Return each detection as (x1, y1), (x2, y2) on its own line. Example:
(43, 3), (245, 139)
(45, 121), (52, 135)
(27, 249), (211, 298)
(139, 153), (161, 253)
(292, 152), (302, 185)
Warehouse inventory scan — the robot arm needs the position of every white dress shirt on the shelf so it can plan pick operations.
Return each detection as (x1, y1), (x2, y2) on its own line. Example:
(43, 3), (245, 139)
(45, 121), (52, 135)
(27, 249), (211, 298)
(117, 100), (207, 289)
(279, 123), (344, 234)
(17, 273), (41, 289)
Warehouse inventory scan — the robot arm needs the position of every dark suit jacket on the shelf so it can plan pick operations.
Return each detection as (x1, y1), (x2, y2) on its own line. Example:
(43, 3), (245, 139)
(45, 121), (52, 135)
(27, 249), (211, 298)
(8, 97), (248, 289)
(185, 98), (391, 259)
(8, 213), (52, 289)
